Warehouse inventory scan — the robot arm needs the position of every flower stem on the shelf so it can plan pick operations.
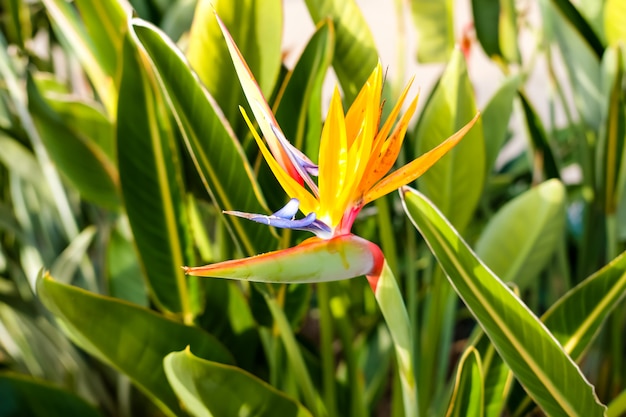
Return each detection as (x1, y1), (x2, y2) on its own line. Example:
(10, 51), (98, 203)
(371, 260), (417, 416)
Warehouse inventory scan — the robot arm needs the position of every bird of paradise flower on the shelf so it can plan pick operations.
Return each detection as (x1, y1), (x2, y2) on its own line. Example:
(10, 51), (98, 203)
(184, 13), (479, 417)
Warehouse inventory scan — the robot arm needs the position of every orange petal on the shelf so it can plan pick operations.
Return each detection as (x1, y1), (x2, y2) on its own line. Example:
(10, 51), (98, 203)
(358, 91), (419, 197)
(363, 112), (480, 204)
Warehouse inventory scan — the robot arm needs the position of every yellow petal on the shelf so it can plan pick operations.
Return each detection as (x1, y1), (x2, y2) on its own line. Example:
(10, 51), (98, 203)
(363, 112), (480, 204)
(240, 108), (318, 214)
(318, 88), (348, 226)
(344, 63), (382, 146)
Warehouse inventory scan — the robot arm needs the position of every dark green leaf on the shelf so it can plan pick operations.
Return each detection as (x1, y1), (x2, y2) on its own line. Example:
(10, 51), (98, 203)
(0, 373), (103, 417)
(117, 29), (195, 314)
(132, 19), (277, 256)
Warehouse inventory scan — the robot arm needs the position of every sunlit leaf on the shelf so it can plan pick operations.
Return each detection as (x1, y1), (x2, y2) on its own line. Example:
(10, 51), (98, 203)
(164, 348), (313, 417)
(304, 0), (378, 102)
(37, 274), (233, 417)
(445, 347), (484, 417)
(410, 0), (454, 63)
(475, 179), (566, 289)
(401, 186), (606, 417)
(186, 0), (282, 131)
(412, 49), (484, 233)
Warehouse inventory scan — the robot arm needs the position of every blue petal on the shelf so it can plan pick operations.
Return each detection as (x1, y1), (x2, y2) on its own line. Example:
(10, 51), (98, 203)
(273, 198), (300, 219)
(224, 199), (332, 238)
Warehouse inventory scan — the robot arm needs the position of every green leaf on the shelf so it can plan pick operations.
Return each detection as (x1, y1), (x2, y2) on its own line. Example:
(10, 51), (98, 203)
(0, 373), (103, 417)
(410, 0), (454, 63)
(131, 19), (277, 256)
(549, 0), (604, 57)
(605, 0), (626, 46)
(475, 179), (566, 288)
(275, 19), (335, 162)
(541, 0), (603, 129)
(27, 76), (121, 211)
(413, 49), (485, 233)
(36, 91), (115, 162)
(518, 92), (561, 180)
(446, 347), (484, 417)
(117, 27), (195, 314)
(482, 75), (521, 173)
(37, 275), (233, 417)
(164, 348), (313, 417)
(186, 0), (282, 131)
(304, 0), (378, 103)
(472, 0), (520, 63)
(597, 45), (625, 214)
(401, 186), (606, 417)
(510, 248), (626, 415)
(543, 249), (626, 361)
(40, 0), (127, 116)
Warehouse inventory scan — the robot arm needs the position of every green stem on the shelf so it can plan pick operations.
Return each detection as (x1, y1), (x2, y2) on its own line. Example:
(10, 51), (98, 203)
(318, 282), (338, 417)
(374, 260), (417, 416)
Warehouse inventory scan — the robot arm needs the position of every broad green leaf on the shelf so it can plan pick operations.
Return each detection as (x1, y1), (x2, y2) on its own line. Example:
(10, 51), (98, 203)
(475, 179), (566, 288)
(518, 93), (561, 180)
(40, 0), (128, 116)
(0, 373), (103, 417)
(446, 347), (484, 417)
(186, 0), (282, 131)
(36, 92), (115, 162)
(37, 275), (233, 417)
(131, 19), (277, 256)
(413, 49), (485, 233)
(410, 0), (454, 63)
(482, 75), (520, 173)
(401, 187), (606, 417)
(543, 249), (626, 361)
(605, 0), (626, 46)
(275, 19), (335, 162)
(510, 249), (626, 415)
(27, 76), (121, 211)
(541, 0), (603, 129)
(164, 348), (313, 417)
(304, 0), (378, 103)
(117, 27), (195, 314)
(549, 0), (604, 57)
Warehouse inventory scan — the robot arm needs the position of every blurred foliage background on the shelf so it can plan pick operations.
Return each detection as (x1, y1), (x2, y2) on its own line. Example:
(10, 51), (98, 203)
(0, 0), (625, 416)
